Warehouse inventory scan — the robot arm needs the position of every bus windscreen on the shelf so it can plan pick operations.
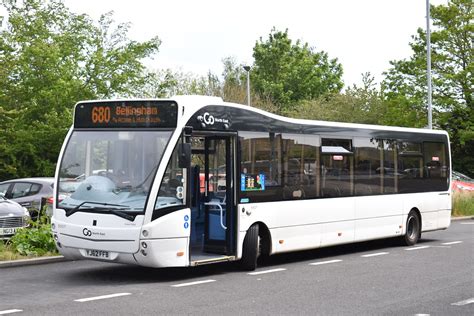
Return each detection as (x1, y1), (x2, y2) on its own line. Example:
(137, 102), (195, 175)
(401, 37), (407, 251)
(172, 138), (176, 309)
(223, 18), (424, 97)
(73, 100), (178, 128)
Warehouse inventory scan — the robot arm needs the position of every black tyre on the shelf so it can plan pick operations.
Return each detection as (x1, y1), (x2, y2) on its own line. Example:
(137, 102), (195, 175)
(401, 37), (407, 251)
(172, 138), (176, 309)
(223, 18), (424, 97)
(241, 224), (259, 271)
(401, 211), (421, 246)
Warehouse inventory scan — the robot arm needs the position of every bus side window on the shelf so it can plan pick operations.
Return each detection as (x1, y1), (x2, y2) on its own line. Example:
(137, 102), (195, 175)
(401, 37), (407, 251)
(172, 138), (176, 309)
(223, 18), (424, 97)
(239, 132), (282, 202)
(353, 138), (382, 196)
(423, 142), (448, 191)
(398, 141), (423, 193)
(321, 139), (353, 198)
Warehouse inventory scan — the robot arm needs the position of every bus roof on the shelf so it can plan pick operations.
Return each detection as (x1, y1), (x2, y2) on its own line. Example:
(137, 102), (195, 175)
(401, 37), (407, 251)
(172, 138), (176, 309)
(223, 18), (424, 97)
(75, 96), (448, 137)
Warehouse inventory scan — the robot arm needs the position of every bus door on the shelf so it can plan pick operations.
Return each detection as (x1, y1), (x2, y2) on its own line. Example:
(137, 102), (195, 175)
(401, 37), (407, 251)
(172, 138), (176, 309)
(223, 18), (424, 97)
(201, 136), (235, 255)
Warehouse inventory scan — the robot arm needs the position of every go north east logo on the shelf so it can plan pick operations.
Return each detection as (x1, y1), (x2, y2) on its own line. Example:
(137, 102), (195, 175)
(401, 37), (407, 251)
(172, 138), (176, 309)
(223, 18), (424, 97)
(83, 228), (105, 237)
(197, 112), (230, 129)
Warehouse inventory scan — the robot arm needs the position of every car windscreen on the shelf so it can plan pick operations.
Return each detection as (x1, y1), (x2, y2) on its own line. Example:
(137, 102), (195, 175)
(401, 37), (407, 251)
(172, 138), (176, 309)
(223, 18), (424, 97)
(57, 130), (172, 215)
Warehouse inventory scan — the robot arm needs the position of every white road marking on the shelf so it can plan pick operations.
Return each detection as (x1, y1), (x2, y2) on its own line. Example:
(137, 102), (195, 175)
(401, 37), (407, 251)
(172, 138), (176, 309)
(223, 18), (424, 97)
(460, 222), (474, 225)
(441, 241), (463, 245)
(0, 310), (23, 315)
(309, 259), (343, 266)
(361, 252), (389, 258)
(171, 279), (216, 287)
(405, 246), (430, 251)
(247, 268), (286, 275)
(74, 293), (132, 302)
(451, 297), (474, 306)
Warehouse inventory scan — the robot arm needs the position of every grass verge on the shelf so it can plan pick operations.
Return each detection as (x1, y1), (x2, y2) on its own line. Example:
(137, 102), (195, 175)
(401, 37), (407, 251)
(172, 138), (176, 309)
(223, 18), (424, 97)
(452, 191), (474, 217)
(0, 241), (58, 261)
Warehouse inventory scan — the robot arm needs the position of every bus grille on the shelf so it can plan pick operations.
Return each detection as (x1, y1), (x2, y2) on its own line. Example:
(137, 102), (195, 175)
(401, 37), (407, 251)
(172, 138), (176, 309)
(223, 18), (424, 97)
(0, 217), (26, 228)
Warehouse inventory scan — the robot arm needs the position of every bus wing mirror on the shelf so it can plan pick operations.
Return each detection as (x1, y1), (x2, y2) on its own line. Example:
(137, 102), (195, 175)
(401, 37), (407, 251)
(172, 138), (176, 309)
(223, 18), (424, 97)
(183, 126), (193, 137)
(178, 143), (191, 168)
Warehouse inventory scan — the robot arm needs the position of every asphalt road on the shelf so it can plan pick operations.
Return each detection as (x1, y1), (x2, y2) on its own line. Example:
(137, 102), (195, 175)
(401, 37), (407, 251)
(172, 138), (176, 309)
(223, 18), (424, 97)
(1, 219), (473, 315)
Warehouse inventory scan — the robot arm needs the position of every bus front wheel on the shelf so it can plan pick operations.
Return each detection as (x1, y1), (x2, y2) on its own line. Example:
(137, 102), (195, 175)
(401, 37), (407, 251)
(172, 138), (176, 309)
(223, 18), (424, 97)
(401, 211), (421, 246)
(241, 224), (259, 271)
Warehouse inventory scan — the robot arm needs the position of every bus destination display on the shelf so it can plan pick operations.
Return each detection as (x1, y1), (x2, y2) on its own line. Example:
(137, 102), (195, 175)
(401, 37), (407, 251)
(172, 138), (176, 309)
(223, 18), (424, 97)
(74, 101), (178, 128)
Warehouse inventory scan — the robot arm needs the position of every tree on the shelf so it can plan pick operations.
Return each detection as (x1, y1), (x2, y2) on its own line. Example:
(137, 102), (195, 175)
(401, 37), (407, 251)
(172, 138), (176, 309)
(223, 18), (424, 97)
(0, 0), (160, 180)
(285, 73), (387, 124)
(251, 28), (344, 112)
(139, 68), (222, 98)
(382, 0), (473, 175)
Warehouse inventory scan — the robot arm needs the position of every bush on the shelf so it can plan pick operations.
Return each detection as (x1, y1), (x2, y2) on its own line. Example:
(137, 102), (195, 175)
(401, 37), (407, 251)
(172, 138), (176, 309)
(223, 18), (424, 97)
(452, 192), (474, 217)
(7, 208), (57, 257)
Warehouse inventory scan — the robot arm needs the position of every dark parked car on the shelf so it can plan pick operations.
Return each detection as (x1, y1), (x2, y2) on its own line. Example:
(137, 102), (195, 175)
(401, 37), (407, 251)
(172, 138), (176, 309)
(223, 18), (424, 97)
(0, 196), (30, 239)
(0, 177), (55, 218)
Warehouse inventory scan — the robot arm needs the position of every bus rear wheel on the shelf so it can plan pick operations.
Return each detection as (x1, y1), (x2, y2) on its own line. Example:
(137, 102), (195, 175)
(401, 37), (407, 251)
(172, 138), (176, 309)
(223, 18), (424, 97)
(401, 211), (421, 246)
(241, 224), (259, 271)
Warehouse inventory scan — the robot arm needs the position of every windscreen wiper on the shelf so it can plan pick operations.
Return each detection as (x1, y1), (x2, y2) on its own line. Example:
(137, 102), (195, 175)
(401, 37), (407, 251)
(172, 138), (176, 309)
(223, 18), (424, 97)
(107, 208), (135, 222)
(64, 201), (135, 221)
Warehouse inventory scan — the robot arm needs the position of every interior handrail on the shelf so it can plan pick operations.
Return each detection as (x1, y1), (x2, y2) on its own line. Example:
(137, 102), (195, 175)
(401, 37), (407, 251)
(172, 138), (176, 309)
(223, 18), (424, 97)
(204, 201), (227, 230)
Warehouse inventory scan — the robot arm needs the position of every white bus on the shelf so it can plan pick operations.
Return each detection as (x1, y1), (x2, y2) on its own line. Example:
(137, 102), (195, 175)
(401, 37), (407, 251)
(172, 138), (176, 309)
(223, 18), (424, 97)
(52, 96), (451, 270)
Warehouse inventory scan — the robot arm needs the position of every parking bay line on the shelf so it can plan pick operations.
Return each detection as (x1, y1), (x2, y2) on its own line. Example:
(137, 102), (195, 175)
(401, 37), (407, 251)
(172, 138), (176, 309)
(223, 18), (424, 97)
(405, 246), (430, 251)
(172, 279), (216, 287)
(441, 241), (463, 245)
(460, 222), (474, 225)
(247, 268), (287, 275)
(451, 297), (474, 306)
(361, 252), (389, 258)
(0, 310), (23, 315)
(309, 259), (343, 266)
(74, 293), (132, 302)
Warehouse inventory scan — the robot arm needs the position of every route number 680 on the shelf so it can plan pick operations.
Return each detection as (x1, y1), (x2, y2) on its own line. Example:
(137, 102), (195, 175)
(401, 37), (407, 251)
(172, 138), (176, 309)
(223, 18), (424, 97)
(91, 106), (111, 124)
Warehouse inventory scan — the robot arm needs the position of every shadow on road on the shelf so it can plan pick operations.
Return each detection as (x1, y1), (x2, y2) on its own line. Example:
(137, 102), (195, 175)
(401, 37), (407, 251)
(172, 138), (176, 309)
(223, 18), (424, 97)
(62, 236), (440, 285)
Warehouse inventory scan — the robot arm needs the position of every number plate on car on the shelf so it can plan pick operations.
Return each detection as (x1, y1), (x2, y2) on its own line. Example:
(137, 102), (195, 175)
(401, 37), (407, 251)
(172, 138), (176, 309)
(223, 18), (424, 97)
(85, 249), (110, 259)
(0, 227), (17, 236)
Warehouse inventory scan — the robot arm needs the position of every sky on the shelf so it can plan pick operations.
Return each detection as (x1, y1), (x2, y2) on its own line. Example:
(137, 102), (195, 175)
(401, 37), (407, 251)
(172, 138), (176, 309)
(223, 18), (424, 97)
(3, 0), (448, 88)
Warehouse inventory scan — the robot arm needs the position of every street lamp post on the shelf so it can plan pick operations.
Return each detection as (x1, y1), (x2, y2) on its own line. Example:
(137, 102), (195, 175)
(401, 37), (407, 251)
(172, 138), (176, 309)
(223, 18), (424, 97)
(426, 0), (433, 129)
(243, 66), (251, 106)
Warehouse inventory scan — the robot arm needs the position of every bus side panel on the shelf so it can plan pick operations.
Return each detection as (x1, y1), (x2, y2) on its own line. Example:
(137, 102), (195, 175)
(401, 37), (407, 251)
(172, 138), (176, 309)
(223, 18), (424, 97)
(355, 195), (403, 241)
(318, 198), (355, 248)
(238, 198), (355, 255)
(408, 192), (451, 231)
(134, 208), (190, 268)
(437, 209), (451, 229)
(142, 208), (191, 239)
(436, 192), (452, 229)
(238, 201), (322, 257)
(237, 202), (280, 258)
(402, 192), (438, 232)
(134, 238), (189, 268)
(270, 224), (322, 254)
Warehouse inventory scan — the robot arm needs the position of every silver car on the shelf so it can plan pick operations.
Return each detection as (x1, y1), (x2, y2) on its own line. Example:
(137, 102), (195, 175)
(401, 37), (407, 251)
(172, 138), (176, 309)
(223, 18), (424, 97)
(0, 196), (30, 239)
(0, 177), (54, 219)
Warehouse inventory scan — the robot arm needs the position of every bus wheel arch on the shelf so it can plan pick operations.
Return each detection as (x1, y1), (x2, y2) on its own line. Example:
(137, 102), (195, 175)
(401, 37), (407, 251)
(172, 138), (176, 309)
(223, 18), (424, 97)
(402, 208), (422, 246)
(256, 221), (272, 257)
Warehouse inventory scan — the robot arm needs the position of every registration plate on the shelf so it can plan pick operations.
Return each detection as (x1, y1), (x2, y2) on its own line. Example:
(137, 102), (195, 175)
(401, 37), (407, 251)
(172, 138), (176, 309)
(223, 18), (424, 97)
(85, 249), (110, 259)
(0, 227), (17, 236)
